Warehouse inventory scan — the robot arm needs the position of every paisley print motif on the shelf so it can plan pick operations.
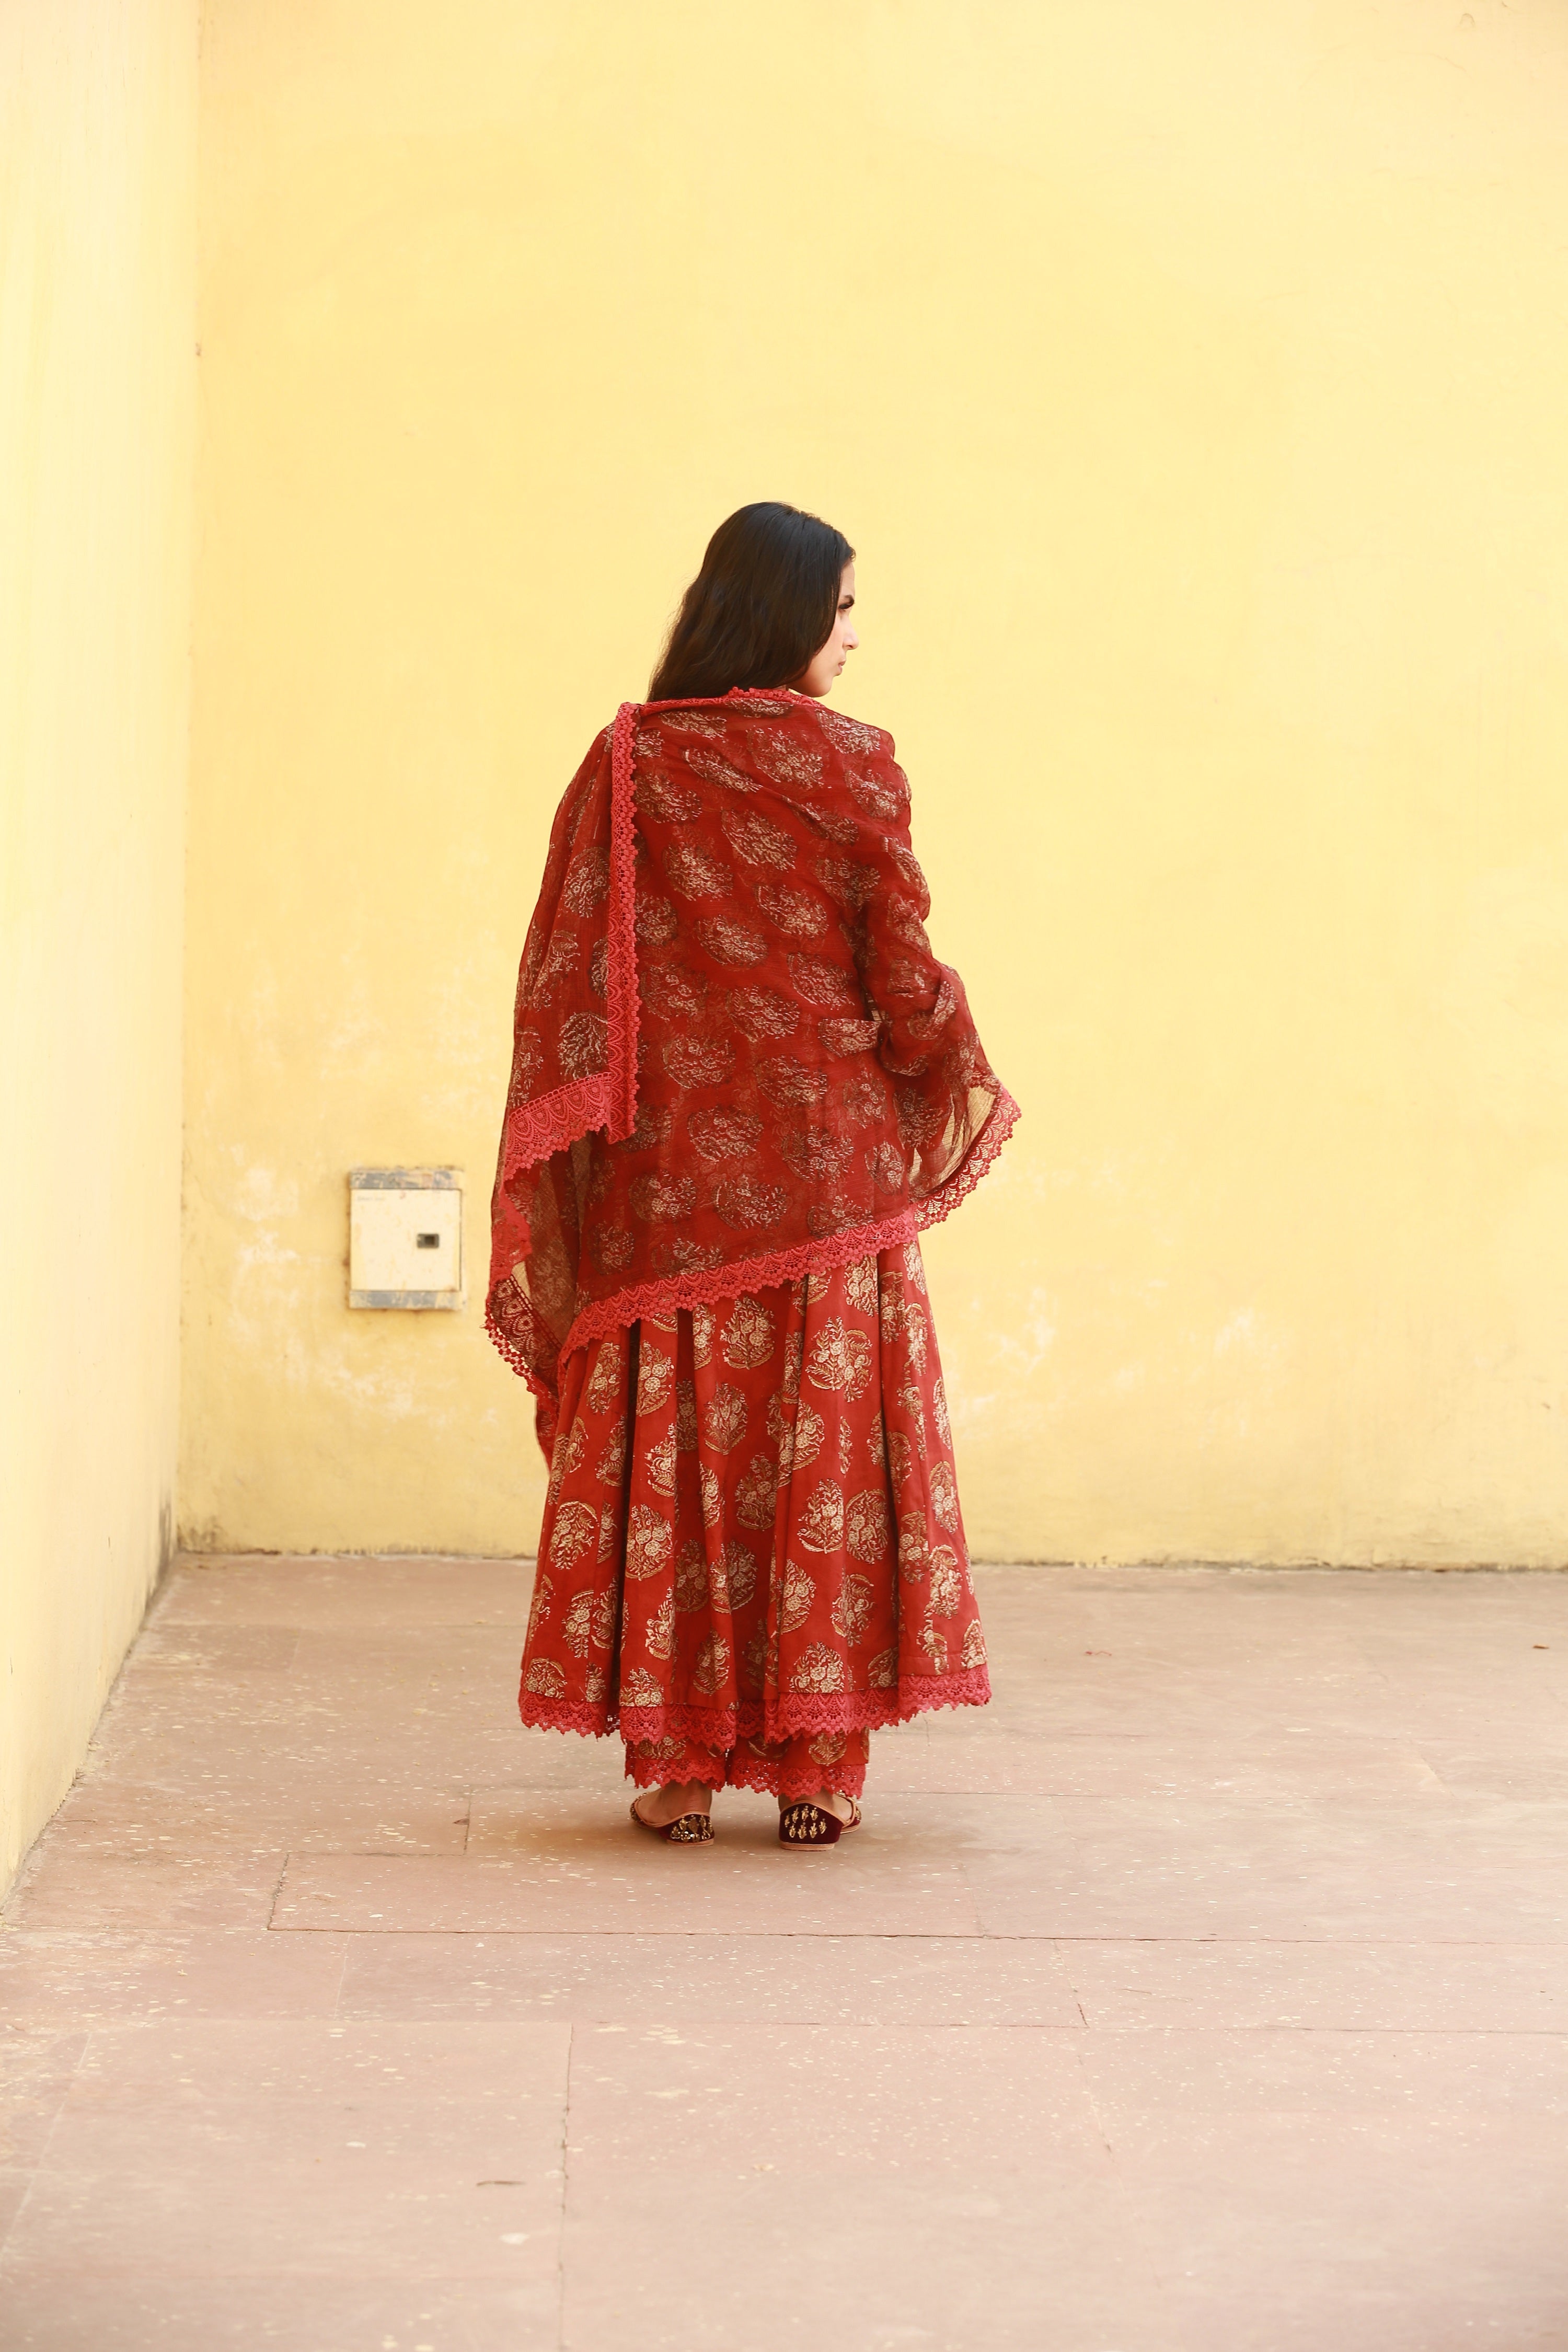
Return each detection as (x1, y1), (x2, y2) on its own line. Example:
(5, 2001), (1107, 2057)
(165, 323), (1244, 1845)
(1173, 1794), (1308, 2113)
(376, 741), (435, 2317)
(518, 1242), (988, 1800)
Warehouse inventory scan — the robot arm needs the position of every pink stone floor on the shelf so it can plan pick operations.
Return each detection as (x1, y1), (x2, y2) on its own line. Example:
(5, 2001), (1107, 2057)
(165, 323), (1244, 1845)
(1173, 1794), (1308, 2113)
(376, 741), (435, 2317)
(4, 1558), (1568, 2351)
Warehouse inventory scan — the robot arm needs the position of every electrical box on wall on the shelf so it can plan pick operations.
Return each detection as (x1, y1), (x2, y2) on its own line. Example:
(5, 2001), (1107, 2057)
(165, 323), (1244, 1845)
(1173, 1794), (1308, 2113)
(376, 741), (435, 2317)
(349, 1168), (464, 1309)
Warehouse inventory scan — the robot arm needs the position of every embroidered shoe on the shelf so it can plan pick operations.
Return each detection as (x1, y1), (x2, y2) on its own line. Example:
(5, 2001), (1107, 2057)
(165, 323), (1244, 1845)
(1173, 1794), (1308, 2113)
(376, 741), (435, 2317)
(778, 1799), (861, 1847)
(630, 1797), (714, 1844)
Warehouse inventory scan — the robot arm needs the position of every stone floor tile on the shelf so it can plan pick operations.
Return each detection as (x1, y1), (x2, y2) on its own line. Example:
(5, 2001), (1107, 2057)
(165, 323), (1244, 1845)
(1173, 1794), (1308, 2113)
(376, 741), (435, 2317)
(0, 1932), (349, 2024)
(947, 1793), (1568, 1941)
(48, 1779), (473, 1857)
(6, 1852), (289, 1933)
(1062, 1938), (1568, 2030)
(563, 2172), (1183, 2352)
(1077, 2024), (1568, 2111)
(1160, 2292), (1568, 2352)
(0, 2273), (558, 2351)
(0, 2028), (87, 2175)
(10, 1554), (1568, 2347)
(878, 1731), (1444, 1800)
(560, 2024), (1166, 2351)
(130, 1624), (303, 1673)
(337, 1930), (1082, 2025)
(0, 2021), (567, 2282)
(563, 2019), (1091, 2171)
(159, 1557), (531, 1630)
(274, 1808), (983, 1939)
(1105, 2111), (1565, 2317)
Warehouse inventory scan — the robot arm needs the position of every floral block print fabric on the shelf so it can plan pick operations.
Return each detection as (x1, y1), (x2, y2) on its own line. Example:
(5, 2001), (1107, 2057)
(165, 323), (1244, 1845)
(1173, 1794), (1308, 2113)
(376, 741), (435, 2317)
(519, 1239), (988, 1793)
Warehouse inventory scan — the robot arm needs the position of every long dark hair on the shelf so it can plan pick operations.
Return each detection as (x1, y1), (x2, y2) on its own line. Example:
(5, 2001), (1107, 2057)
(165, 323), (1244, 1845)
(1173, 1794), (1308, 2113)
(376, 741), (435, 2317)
(648, 502), (854, 702)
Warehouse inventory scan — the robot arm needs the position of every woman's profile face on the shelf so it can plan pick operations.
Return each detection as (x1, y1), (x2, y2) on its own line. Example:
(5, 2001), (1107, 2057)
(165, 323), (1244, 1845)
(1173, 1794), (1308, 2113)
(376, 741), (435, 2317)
(793, 564), (858, 698)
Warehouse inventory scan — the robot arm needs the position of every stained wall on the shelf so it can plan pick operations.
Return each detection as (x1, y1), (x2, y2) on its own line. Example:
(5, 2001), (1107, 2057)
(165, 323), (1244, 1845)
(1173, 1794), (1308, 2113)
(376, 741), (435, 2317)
(0, 0), (198, 1888)
(186, 2), (1568, 1564)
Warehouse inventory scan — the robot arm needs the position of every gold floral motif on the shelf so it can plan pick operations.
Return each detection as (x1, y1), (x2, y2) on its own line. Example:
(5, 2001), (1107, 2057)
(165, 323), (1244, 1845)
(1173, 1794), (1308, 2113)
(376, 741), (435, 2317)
(629, 1171), (699, 1225)
(562, 846), (611, 914)
(776, 1557), (817, 1632)
(736, 1450), (778, 1529)
(790, 1643), (847, 1694)
(642, 1429), (677, 1496)
(806, 1318), (873, 1401)
(561, 1589), (594, 1657)
(928, 1547), (963, 1619)
(960, 1620), (987, 1670)
(676, 1379), (698, 1450)
(645, 1592), (676, 1660)
(547, 1501), (597, 1573)
(845, 1489), (891, 1563)
(663, 839), (731, 899)
(753, 880), (828, 938)
(584, 1336), (625, 1413)
(702, 1383), (748, 1453)
(695, 915), (769, 967)
(690, 1300), (716, 1367)
(618, 1666), (664, 1707)
(524, 1658), (567, 1698)
(726, 985), (800, 1041)
(691, 1632), (731, 1696)
(525, 1572), (554, 1648)
(635, 1348), (676, 1416)
(898, 1506), (930, 1584)
(594, 1425), (626, 1486)
(674, 1541), (709, 1613)
(744, 728), (825, 788)
(558, 1010), (609, 1079)
(932, 1377), (951, 1447)
(919, 1622), (949, 1673)
(831, 1573), (875, 1644)
(720, 805), (795, 869)
(843, 1256), (879, 1316)
(662, 1035), (736, 1089)
(795, 1479), (845, 1555)
(930, 1459), (959, 1533)
(688, 1105), (764, 1162)
(722, 1540), (758, 1611)
(722, 1296), (776, 1369)
(625, 1504), (673, 1582)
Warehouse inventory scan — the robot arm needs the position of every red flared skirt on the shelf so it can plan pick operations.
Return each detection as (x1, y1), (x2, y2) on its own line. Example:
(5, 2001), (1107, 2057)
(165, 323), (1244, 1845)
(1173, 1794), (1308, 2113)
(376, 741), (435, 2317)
(518, 1240), (989, 1798)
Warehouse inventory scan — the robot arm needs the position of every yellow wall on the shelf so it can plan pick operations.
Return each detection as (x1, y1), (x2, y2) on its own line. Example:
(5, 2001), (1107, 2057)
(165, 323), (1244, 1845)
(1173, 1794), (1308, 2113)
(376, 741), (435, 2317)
(187, 0), (1568, 1566)
(0, 0), (197, 1889)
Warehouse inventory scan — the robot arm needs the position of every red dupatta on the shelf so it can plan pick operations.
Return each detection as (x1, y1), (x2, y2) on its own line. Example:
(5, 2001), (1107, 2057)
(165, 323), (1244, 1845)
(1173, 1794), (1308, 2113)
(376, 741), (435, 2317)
(487, 688), (1018, 1457)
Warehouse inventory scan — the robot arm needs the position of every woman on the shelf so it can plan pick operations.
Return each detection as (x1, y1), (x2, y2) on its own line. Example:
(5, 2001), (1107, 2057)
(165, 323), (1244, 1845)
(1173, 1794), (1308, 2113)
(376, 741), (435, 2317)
(487, 502), (1017, 1847)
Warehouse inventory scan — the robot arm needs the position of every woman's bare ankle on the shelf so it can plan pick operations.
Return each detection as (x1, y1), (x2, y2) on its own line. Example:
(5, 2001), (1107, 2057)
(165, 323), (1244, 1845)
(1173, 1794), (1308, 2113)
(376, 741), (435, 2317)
(633, 1779), (712, 1828)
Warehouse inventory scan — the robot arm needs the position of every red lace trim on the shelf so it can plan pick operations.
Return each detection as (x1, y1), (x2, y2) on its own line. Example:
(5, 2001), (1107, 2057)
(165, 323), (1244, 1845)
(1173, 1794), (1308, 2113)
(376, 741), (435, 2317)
(605, 704), (641, 1144)
(915, 1086), (1021, 1230)
(518, 1666), (990, 1745)
(499, 1073), (611, 1179)
(558, 1206), (920, 1359)
(618, 1749), (871, 1801)
(724, 1750), (870, 1802)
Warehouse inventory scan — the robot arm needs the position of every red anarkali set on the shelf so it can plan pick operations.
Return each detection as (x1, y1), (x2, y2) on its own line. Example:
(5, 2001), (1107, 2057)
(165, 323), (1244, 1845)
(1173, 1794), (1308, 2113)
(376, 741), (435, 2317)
(488, 688), (1016, 1797)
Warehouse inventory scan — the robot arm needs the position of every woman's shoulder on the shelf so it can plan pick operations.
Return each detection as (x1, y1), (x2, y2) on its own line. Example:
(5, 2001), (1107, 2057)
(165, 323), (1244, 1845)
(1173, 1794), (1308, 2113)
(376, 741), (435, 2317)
(629, 690), (895, 763)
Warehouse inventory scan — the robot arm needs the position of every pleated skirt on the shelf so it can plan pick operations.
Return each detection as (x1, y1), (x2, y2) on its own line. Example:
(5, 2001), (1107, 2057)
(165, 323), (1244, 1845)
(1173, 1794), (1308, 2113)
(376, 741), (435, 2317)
(519, 1239), (989, 1800)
